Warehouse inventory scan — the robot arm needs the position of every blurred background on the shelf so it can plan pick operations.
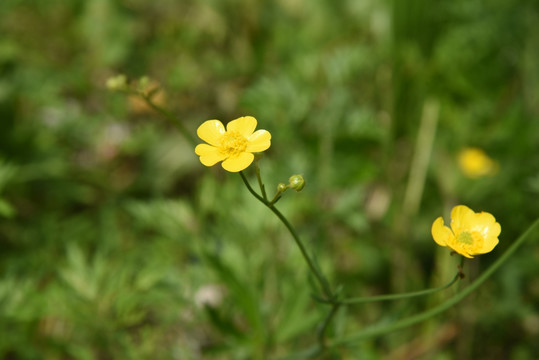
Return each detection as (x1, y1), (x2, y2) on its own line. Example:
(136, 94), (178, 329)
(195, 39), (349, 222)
(1, 0), (539, 359)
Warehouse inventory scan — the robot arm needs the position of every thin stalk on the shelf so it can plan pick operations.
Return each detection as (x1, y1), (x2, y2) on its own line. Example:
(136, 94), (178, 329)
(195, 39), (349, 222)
(239, 172), (333, 299)
(254, 160), (268, 201)
(314, 272), (461, 305)
(403, 99), (439, 216)
(269, 192), (282, 206)
(240, 171), (267, 203)
(266, 203), (333, 299)
(140, 93), (197, 145)
(317, 303), (341, 348)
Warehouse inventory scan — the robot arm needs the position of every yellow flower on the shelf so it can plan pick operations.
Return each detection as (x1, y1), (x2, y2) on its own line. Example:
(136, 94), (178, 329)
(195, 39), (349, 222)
(458, 147), (498, 179)
(431, 205), (501, 258)
(194, 116), (271, 172)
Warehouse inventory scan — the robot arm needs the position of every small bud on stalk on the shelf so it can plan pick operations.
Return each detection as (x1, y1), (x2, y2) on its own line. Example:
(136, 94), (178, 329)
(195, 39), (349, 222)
(288, 175), (305, 192)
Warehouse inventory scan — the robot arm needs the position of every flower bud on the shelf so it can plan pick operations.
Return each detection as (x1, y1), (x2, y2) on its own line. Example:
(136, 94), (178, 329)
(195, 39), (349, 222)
(106, 74), (127, 91)
(277, 183), (288, 193)
(288, 175), (305, 192)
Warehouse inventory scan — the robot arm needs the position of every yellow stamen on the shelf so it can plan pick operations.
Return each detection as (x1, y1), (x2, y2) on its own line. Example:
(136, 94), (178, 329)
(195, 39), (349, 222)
(457, 231), (473, 245)
(454, 231), (484, 254)
(219, 131), (247, 157)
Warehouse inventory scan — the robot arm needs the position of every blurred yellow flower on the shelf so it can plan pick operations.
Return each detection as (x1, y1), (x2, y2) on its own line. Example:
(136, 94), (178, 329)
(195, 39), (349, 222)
(431, 205), (501, 258)
(458, 147), (498, 178)
(195, 116), (271, 172)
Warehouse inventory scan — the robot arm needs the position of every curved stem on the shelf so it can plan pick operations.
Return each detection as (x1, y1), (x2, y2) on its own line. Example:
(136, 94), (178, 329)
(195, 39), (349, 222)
(239, 172), (333, 298)
(314, 272), (461, 305)
(330, 217), (539, 346)
(240, 171), (267, 203)
(267, 205), (333, 298)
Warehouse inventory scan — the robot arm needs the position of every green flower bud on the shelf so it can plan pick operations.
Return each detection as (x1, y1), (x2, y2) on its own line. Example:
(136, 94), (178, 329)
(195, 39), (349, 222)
(106, 74), (127, 91)
(288, 175), (305, 192)
(277, 183), (288, 193)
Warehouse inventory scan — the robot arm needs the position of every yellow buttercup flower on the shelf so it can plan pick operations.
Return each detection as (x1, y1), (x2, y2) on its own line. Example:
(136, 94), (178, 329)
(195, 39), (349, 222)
(194, 116), (271, 172)
(458, 147), (498, 179)
(431, 205), (501, 258)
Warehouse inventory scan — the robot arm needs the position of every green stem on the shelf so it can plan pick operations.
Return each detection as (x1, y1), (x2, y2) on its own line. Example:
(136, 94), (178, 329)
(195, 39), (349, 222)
(254, 160), (268, 201)
(269, 192), (282, 206)
(140, 93), (197, 146)
(268, 205), (333, 298)
(330, 217), (539, 346)
(318, 303), (341, 349)
(239, 171), (267, 203)
(239, 172), (333, 298)
(314, 272), (461, 305)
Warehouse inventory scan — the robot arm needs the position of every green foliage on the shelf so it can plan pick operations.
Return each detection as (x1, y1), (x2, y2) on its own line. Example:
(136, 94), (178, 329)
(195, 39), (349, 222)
(1, 0), (539, 359)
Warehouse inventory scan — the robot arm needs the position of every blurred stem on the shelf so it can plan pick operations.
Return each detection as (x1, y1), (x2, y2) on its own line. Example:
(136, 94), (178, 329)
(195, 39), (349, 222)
(239, 171), (333, 299)
(403, 98), (439, 216)
(391, 99), (440, 295)
(330, 217), (539, 346)
(317, 302), (341, 350)
(138, 92), (197, 146)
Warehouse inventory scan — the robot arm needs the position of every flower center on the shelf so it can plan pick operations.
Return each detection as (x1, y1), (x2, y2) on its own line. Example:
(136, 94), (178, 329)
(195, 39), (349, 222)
(457, 231), (473, 245)
(219, 131), (247, 157)
(455, 230), (484, 254)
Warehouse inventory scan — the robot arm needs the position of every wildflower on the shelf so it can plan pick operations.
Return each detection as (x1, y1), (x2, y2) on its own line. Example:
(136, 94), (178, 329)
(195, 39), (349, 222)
(195, 116), (271, 172)
(458, 147), (498, 179)
(431, 205), (501, 258)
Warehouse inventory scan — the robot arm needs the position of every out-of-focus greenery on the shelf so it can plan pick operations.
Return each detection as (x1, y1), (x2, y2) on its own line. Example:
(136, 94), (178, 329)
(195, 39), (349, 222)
(1, 0), (539, 359)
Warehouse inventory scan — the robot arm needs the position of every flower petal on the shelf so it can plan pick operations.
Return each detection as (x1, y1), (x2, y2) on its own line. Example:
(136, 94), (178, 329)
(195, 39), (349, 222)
(444, 238), (473, 258)
(431, 217), (453, 246)
(450, 205), (475, 233)
(246, 130), (271, 152)
(197, 120), (225, 146)
(474, 212), (501, 254)
(458, 249), (474, 258)
(195, 144), (227, 166)
(226, 116), (257, 138)
(476, 236), (499, 254)
(471, 212), (501, 239)
(221, 152), (254, 172)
